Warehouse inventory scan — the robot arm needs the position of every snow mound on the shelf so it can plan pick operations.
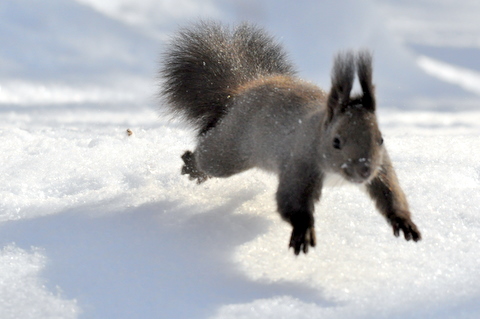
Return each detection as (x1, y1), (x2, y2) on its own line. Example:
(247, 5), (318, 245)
(0, 245), (78, 319)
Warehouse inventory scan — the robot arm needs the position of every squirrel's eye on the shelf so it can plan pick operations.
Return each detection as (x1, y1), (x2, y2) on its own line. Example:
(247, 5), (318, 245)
(379, 137), (384, 146)
(333, 137), (342, 149)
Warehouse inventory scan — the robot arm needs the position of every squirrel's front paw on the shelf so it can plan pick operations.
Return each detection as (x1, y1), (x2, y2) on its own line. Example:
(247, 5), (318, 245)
(289, 225), (316, 255)
(390, 213), (422, 242)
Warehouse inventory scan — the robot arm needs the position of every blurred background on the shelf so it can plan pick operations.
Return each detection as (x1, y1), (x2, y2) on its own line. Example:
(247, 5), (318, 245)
(1, 0), (479, 111)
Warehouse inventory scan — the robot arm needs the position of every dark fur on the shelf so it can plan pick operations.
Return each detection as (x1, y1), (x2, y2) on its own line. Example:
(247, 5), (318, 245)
(160, 21), (295, 135)
(160, 21), (421, 255)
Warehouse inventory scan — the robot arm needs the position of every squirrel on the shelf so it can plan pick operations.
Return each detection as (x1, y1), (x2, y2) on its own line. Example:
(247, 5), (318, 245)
(160, 21), (421, 255)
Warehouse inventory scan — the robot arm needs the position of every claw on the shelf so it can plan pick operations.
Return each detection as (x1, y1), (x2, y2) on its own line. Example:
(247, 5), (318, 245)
(390, 214), (422, 242)
(393, 226), (400, 237)
(404, 231), (412, 241)
(289, 226), (316, 255)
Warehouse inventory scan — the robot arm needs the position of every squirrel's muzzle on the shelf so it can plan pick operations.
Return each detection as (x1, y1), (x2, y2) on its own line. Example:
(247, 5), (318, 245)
(341, 158), (373, 184)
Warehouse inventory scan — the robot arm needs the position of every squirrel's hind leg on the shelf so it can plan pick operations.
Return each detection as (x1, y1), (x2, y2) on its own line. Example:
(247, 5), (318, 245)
(193, 131), (252, 179)
(181, 143), (251, 183)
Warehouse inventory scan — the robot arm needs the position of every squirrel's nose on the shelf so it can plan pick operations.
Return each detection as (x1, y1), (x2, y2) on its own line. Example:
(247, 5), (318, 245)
(342, 160), (372, 183)
(357, 164), (371, 179)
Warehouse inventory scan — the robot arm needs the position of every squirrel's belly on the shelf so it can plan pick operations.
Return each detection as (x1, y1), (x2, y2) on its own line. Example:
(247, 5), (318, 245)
(323, 172), (349, 187)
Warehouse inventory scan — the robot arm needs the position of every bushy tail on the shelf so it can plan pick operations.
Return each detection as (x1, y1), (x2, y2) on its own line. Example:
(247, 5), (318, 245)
(160, 21), (295, 135)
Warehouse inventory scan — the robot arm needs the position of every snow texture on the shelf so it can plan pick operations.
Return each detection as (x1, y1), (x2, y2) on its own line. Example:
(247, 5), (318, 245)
(1, 0), (480, 318)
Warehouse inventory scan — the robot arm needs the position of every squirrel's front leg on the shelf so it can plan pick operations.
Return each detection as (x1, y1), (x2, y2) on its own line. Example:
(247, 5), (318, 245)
(276, 162), (323, 255)
(366, 153), (421, 241)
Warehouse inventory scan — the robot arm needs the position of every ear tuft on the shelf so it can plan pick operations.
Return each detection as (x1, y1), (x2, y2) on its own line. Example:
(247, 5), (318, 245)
(356, 50), (375, 111)
(327, 51), (355, 120)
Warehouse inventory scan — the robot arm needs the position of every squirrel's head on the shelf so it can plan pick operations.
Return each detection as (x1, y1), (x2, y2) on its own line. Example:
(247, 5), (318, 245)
(321, 51), (384, 184)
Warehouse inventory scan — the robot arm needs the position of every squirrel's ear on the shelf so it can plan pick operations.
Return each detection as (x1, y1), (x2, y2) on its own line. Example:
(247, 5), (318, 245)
(327, 51), (355, 121)
(357, 50), (375, 112)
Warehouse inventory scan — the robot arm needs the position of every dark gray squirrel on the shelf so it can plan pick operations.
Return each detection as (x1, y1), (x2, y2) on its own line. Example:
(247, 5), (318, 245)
(160, 21), (421, 255)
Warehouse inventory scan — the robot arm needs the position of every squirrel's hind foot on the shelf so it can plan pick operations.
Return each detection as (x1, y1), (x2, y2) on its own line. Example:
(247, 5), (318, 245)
(181, 151), (209, 184)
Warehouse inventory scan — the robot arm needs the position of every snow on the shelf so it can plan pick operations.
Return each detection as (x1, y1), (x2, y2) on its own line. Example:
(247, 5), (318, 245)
(1, 1), (480, 318)
(0, 245), (78, 319)
(0, 80), (151, 105)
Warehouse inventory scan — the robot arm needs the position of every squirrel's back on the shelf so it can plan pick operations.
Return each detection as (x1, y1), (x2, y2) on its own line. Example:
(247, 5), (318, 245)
(160, 21), (295, 135)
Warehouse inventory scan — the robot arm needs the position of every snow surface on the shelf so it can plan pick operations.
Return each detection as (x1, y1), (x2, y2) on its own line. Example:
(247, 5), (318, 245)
(1, 1), (480, 318)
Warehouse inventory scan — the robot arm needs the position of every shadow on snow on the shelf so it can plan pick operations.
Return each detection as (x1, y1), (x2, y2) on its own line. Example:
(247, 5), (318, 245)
(0, 192), (333, 318)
